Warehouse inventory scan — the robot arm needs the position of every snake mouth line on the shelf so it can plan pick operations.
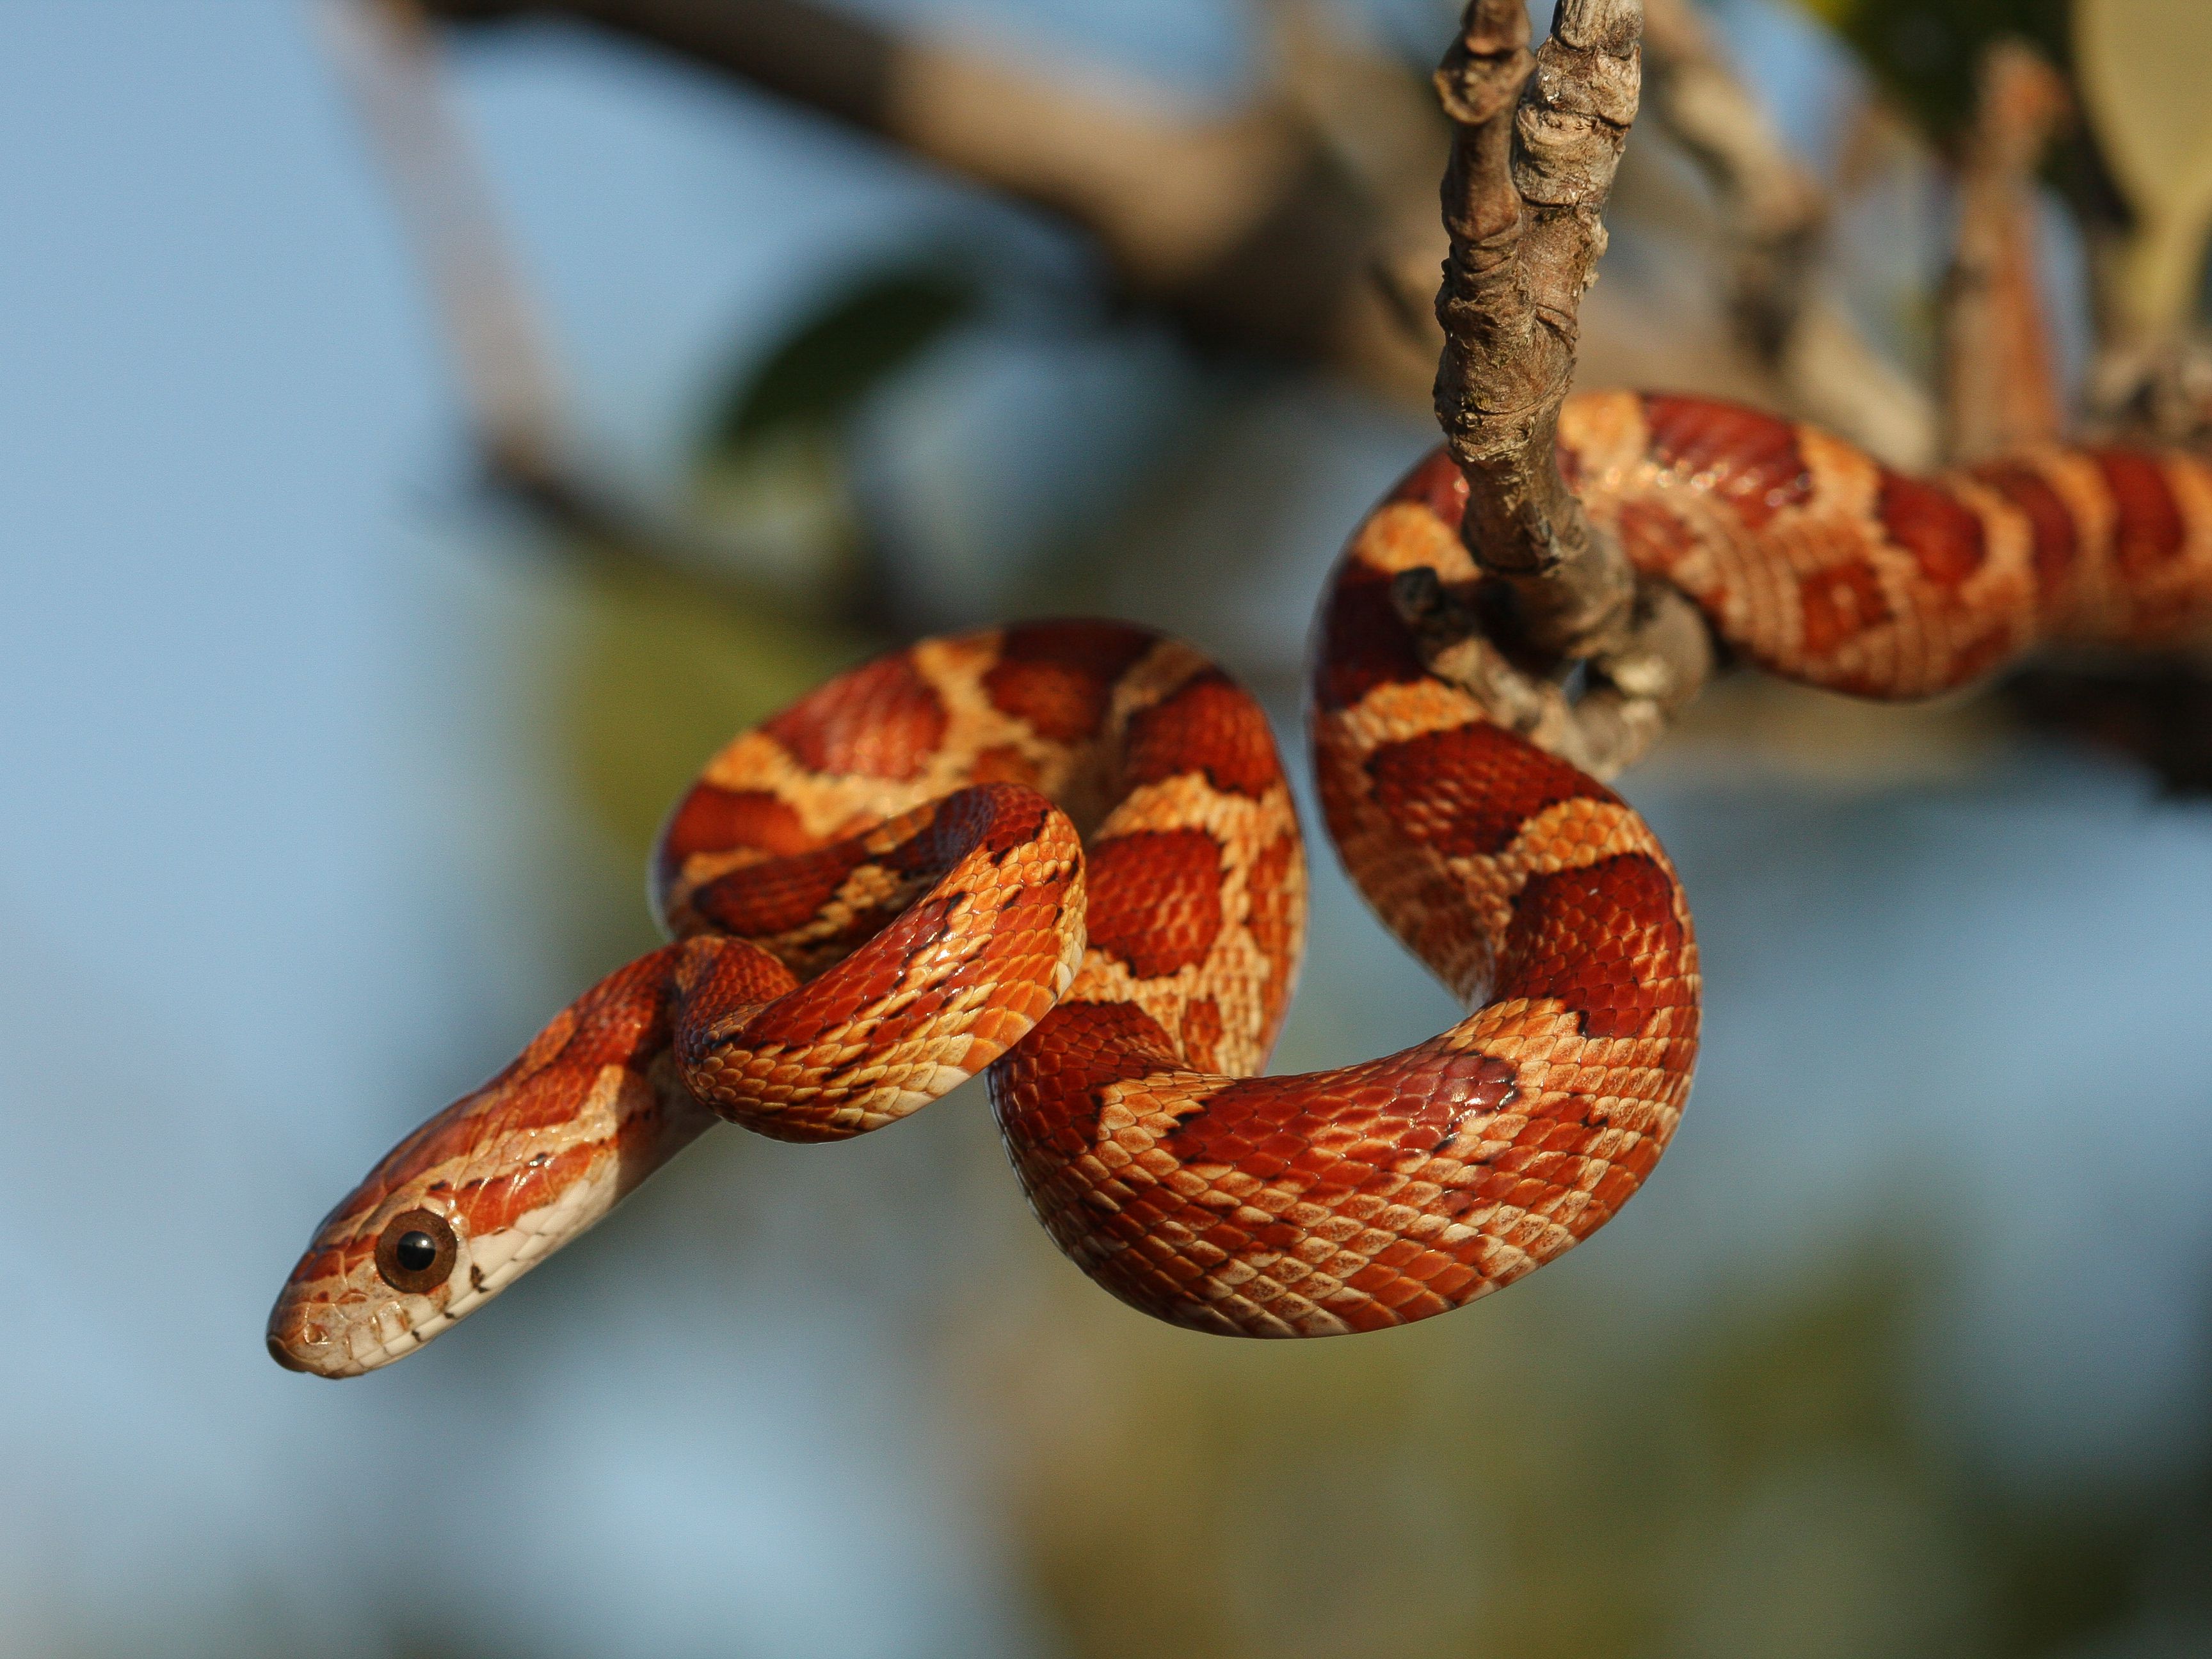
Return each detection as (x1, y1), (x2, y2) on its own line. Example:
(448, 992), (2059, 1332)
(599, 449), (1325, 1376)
(266, 1204), (585, 1376)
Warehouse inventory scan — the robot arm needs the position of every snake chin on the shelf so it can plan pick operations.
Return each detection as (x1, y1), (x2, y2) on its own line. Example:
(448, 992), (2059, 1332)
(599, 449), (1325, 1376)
(264, 1286), (445, 1379)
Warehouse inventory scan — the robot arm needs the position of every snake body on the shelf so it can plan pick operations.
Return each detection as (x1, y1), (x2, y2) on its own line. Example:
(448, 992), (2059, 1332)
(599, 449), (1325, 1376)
(269, 394), (2212, 1376)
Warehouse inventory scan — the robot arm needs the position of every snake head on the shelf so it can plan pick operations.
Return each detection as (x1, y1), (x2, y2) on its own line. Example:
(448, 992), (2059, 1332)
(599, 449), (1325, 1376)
(266, 1189), (488, 1378)
(268, 949), (724, 1377)
(265, 1065), (713, 1377)
(268, 1056), (717, 1380)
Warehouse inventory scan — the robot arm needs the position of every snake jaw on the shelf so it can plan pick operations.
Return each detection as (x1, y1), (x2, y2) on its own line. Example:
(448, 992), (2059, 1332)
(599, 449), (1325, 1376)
(265, 1176), (612, 1377)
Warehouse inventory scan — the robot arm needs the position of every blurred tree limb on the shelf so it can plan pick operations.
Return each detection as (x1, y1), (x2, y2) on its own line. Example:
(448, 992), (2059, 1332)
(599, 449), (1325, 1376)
(1940, 39), (2071, 462)
(419, 0), (1435, 399)
(1641, 0), (1936, 465)
(415, 0), (1948, 460)
(330, 0), (874, 623)
(333, 0), (569, 485)
(344, 0), (2212, 794)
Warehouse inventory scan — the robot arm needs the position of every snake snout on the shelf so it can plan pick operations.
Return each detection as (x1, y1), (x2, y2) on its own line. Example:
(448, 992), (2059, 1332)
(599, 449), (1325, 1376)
(264, 1288), (351, 1377)
(265, 1218), (450, 1379)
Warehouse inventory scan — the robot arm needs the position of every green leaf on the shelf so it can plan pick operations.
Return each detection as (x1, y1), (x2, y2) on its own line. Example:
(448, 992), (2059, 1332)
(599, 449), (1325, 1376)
(1791, 0), (2072, 144)
(701, 267), (981, 454)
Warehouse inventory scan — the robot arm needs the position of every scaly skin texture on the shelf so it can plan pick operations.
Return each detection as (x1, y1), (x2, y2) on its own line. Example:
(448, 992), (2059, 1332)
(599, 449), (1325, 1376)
(270, 396), (2212, 1374)
(268, 769), (1090, 1377)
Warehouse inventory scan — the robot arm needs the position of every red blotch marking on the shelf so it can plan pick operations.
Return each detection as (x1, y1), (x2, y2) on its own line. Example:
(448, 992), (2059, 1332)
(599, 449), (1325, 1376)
(1366, 722), (1613, 859)
(1796, 560), (1893, 656)
(762, 652), (946, 779)
(536, 950), (687, 1073)
(1125, 671), (1283, 797)
(1315, 567), (1427, 711)
(1244, 833), (1302, 1035)
(938, 781), (1055, 860)
(1498, 853), (1691, 1040)
(1084, 828), (1224, 979)
(1615, 497), (1703, 580)
(714, 787), (1071, 1064)
(656, 785), (812, 892)
(694, 784), (1051, 947)
(1642, 396), (1812, 529)
(467, 1062), (602, 1145)
(674, 933), (799, 1013)
(1180, 997), (1224, 1071)
(1973, 461), (2079, 605)
(970, 743), (1041, 790)
(1947, 625), (2014, 685)
(1387, 447), (1470, 531)
(2091, 451), (2186, 577)
(993, 998), (1187, 1158)
(982, 620), (1157, 742)
(735, 885), (963, 1054)
(692, 845), (872, 938)
(1163, 1045), (1519, 1174)
(1878, 471), (1987, 586)
(354, 950), (689, 1211)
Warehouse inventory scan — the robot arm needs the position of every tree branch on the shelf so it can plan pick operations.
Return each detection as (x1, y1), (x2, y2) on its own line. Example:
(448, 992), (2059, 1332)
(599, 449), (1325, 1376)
(1640, 0), (1818, 369)
(328, 0), (860, 621)
(418, 0), (1406, 373)
(331, 0), (572, 488)
(1423, 0), (1710, 778)
(1432, 0), (1636, 655)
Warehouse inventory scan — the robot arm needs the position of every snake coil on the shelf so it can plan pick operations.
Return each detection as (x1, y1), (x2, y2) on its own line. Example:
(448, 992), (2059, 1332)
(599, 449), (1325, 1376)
(269, 394), (2212, 1376)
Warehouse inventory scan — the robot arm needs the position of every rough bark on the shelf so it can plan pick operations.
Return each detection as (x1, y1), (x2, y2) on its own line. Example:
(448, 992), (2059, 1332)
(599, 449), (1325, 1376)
(1432, 0), (1635, 652)
(1424, 0), (1710, 778)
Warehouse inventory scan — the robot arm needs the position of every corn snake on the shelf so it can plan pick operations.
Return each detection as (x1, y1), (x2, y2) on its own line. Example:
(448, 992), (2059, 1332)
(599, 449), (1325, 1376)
(269, 392), (2212, 1376)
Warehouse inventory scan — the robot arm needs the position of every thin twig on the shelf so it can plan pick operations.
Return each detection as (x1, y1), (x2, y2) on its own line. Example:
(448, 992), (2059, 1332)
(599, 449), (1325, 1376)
(1640, 0), (1820, 371)
(1432, 0), (1637, 655)
(1940, 39), (2070, 463)
(1423, 0), (1709, 778)
(326, 0), (571, 486)
(328, 0), (864, 622)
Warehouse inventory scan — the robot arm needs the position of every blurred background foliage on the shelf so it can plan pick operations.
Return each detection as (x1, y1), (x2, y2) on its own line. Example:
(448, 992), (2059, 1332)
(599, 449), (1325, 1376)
(1801, 0), (2070, 143)
(970, 1238), (2212, 1659)
(8, 1), (2212, 1656)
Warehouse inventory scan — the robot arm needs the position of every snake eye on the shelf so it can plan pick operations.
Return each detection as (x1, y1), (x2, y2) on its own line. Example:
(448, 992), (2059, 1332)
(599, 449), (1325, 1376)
(374, 1208), (458, 1294)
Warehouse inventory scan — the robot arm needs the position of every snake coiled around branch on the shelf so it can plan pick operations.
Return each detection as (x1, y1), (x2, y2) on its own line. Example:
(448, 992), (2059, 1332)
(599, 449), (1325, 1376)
(269, 394), (2212, 1376)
